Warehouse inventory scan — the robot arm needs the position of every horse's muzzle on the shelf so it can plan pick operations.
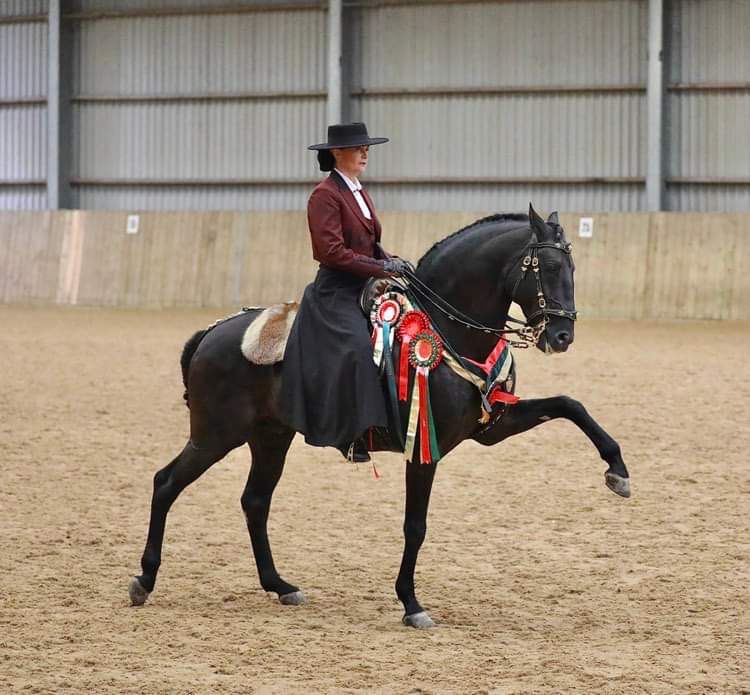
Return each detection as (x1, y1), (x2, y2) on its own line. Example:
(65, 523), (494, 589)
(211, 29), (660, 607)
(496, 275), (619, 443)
(537, 325), (574, 353)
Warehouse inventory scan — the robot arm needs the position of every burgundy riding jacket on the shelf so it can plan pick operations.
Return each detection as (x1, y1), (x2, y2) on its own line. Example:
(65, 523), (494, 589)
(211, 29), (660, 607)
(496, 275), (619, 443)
(307, 171), (391, 279)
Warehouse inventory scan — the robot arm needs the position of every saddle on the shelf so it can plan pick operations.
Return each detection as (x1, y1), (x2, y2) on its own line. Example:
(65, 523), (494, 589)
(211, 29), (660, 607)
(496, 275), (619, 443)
(239, 279), (393, 366)
(240, 301), (298, 365)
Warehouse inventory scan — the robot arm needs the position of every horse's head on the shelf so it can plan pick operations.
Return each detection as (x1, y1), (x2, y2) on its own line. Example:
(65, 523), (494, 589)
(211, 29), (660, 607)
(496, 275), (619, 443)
(510, 205), (577, 354)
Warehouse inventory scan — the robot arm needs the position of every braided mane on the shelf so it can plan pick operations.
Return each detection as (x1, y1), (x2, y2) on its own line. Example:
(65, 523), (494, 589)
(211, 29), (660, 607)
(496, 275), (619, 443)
(416, 213), (529, 269)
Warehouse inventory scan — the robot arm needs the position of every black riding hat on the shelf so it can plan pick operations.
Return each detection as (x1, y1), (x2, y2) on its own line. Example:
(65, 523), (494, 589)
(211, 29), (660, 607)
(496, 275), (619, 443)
(308, 122), (389, 151)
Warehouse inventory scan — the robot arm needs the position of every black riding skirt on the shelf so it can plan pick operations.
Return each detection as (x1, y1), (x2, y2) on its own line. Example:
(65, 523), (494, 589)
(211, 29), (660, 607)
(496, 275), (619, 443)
(280, 266), (388, 447)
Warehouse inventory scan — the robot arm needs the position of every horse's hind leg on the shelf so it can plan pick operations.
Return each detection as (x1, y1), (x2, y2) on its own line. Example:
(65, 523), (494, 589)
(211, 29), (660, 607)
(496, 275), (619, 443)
(129, 440), (227, 606)
(242, 425), (302, 605)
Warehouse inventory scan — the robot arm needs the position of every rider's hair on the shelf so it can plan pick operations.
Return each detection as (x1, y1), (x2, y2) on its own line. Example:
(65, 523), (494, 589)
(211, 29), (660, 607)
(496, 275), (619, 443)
(317, 150), (335, 172)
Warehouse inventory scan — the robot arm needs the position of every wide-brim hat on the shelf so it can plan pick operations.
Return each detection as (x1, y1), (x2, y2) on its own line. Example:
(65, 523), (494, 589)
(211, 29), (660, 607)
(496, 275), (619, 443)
(308, 122), (389, 151)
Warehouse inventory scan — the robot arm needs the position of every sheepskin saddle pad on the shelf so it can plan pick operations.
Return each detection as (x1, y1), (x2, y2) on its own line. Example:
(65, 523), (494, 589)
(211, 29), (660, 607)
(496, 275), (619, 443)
(241, 301), (299, 365)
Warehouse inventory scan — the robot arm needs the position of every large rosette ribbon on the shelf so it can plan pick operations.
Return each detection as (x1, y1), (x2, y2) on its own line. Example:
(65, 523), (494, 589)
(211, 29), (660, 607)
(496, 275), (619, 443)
(403, 324), (443, 465)
(370, 292), (408, 446)
(396, 310), (429, 401)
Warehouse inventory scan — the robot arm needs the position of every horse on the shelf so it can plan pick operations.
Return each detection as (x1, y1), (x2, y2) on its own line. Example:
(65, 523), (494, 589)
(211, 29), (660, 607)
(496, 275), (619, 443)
(128, 204), (630, 629)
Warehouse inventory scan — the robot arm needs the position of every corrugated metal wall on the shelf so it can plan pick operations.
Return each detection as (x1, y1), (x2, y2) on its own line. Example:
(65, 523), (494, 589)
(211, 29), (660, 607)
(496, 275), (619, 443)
(1, 0), (749, 212)
(0, 1), (48, 209)
(666, 0), (750, 212)
(350, 0), (647, 212)
(69, 1), (326, 209)
(0, 0), (48, 17)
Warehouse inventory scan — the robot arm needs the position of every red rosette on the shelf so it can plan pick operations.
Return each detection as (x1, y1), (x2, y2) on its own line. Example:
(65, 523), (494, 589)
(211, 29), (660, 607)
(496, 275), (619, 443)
(396, 311), (429, 341)
(377, 298), (401, 326)
(370, 292), (407, 328)
(408, 330), (444, 371)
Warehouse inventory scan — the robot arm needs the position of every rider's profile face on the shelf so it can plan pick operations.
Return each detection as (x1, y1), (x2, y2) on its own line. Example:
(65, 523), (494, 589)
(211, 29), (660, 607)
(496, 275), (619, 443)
(332, 145), (369, 178)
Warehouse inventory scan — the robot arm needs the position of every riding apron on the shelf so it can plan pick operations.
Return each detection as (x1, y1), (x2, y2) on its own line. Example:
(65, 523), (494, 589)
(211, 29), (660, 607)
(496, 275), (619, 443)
(280, 169), (393, 448)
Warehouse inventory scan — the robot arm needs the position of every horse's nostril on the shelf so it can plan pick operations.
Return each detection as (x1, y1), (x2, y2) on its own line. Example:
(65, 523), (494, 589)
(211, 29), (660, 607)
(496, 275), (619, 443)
(556, 331), (571, 344)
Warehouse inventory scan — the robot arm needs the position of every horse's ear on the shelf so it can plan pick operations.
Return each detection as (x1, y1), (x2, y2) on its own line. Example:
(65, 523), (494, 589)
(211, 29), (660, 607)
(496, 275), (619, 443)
(528, 203), (547, 237)
(547, 211), (559, 225)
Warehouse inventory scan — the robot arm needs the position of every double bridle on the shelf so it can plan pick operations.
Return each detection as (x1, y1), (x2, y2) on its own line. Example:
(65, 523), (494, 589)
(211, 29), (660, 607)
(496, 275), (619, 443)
(510, 239), (578, 328)
(400, 235), (577, 349)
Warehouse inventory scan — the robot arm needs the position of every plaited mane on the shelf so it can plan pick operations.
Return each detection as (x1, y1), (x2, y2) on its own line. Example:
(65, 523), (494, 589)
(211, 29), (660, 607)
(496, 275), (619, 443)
(416, 213), (530, 269)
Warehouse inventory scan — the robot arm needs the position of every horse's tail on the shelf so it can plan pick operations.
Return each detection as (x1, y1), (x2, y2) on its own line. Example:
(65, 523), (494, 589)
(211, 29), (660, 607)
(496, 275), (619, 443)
(180, 329), (208, 407)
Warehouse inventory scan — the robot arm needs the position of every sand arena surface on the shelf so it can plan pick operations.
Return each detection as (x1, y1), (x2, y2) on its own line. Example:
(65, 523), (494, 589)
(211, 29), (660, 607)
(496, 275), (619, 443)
(1, 305), (748, 694)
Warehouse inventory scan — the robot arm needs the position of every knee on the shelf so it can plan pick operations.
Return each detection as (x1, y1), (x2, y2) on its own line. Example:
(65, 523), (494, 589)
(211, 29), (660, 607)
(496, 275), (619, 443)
(403, 518), (427, 546)
(240, 490), (267, 521)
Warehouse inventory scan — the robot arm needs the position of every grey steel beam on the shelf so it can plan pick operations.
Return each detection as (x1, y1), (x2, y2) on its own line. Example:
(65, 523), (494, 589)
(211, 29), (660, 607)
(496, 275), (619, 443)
(71, 91), (326, 104)
(63, 3), (322, 21)
(327, 0), (343, 125)
(0, 98), (47, 106)
(353, 84), (646, 98)
(668, 82), (750, 92)
(0, 15), (47, 25)
(47, 0), (73, 209)
(646, 0), (665, 211)
(47, 0), (62, 209)
(69, 176), (645, 187)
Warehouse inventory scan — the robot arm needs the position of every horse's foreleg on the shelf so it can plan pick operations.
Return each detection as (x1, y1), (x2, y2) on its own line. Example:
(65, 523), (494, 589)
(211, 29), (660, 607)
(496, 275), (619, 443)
(129, 440), (227, 606)
(475, 396), (630, 498)
(242, 426), (303, 605)
(396, 460), (438, 628)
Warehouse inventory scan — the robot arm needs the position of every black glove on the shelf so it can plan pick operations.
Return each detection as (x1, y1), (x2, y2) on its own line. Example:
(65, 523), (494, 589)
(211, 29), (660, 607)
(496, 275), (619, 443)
(383, 257), (412, 276)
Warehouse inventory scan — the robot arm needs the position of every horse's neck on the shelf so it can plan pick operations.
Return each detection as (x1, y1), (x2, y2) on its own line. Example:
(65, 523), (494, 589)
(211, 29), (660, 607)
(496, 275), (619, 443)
(416, 226), (526, 361)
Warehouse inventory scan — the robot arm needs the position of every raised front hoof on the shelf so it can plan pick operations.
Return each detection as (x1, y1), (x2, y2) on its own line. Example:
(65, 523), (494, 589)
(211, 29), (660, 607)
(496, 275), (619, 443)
(402, 611), (435, 629)
(605, 471), (631, 498)
(278, 590), (306, 606)
(128, 576), (150, 606)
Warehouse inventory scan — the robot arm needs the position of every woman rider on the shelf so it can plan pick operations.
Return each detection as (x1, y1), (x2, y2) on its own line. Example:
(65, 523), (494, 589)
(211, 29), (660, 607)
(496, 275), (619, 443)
(280, 122), (409, 462)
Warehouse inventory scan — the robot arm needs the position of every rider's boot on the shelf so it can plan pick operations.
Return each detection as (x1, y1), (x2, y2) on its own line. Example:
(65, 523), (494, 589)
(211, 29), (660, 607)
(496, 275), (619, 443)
(338, 437), (371, 463)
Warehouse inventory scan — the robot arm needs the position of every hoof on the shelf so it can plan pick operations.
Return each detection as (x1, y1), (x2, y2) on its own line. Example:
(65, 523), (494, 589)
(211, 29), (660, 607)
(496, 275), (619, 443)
(128, 576), (150, 606)
(605, 471), (631, 498)
(278, 590), (306, 606)
(402, 611), (435, 629)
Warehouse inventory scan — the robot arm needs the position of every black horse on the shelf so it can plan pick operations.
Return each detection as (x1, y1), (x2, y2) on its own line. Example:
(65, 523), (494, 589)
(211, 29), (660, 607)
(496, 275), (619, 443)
(128, 205), (630, 629)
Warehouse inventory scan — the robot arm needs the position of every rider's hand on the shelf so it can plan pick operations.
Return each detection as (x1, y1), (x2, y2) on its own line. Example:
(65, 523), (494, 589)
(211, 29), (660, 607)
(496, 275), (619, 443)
(383, 258), (412, 276)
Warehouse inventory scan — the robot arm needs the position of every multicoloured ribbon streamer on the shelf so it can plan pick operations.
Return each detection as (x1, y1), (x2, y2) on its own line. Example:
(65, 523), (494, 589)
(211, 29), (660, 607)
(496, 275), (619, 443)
(405, 329), (443, 464)
(381, 319), (404, 447)
(396, 311), (429, 401)
(370, 294), (406, 367)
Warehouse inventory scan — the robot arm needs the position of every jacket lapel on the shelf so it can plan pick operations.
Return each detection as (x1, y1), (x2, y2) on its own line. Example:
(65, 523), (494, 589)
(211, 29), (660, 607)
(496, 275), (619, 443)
(330, 171), (374, 231)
